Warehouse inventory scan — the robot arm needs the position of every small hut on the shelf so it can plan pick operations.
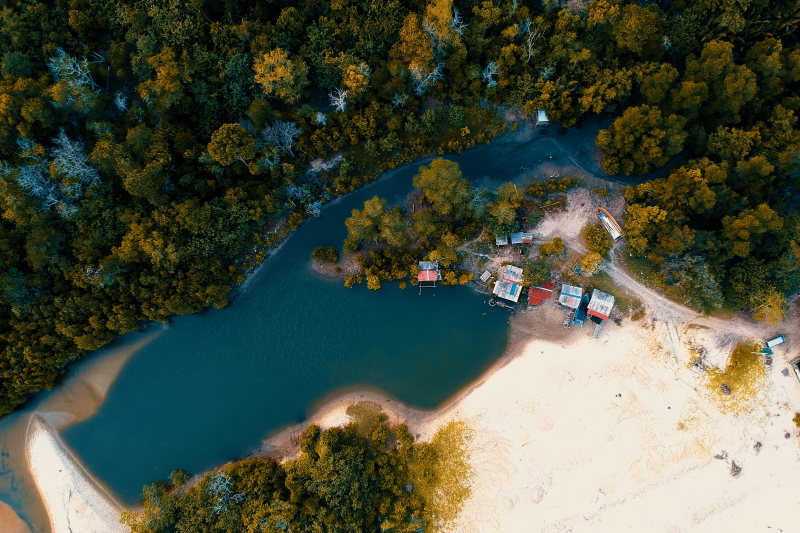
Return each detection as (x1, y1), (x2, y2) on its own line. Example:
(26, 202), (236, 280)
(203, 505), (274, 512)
(558, 284), (583, 309)
(510, 232), (534, 245)
(528, 281), (554, 306)
(418, 261), (440, 291)
(496, 235), (509, 246)
(537, 110), (549, 125)
(492, 265), (524, 303)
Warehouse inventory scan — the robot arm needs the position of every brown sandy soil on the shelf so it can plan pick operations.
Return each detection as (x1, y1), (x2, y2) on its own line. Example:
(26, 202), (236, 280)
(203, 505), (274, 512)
(0, 502), (32, 533)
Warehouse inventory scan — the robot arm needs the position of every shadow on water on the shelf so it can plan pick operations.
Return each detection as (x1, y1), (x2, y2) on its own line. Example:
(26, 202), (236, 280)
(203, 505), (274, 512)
(0, 118), (644, 523)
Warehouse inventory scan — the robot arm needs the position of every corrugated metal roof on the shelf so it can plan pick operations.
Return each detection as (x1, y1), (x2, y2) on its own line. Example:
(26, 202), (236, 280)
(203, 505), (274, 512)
(587, 290), (614, 320)
(558, 284), (583, 309)
(493, 279), (522, 303)
(537, 110), (549, 124)
(503, 265), (523, 284)
(496, 235), (508, 246)
(528, 288), (552, 305)
(418, 261), (437, 271)
(479, 271), (492, 283)
(510, 232), (534, 244)
(418, 270), (438, 282)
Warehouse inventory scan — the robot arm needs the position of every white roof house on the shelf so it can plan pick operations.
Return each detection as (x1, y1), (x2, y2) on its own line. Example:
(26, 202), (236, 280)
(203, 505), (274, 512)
(492, 265), (524, 303)
(558, 284), (583, 309)
(587, 290), (615, 321)
(537, 110), (549, 125)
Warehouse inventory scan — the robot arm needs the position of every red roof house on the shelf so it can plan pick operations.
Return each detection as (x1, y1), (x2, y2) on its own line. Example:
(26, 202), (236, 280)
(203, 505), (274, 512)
(528, 281), (555, 306)
(418, 270), (438, 282)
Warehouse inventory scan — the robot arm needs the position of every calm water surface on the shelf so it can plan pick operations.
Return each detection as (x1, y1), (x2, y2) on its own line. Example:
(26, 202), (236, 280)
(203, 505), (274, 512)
(61, 135), (566, 503)
(2, 121), (625, 524)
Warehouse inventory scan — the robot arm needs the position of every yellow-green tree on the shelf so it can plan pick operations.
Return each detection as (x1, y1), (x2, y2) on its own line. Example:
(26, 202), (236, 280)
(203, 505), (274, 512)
(412, 158), (473, 218)
(137, 47), (190, 112)
(207, 124), (256, 167)
(394, 13), (434, 75)
(751, 287), (785, 326)
(253, 48), (309, 103)
(596, 104), (687, 175)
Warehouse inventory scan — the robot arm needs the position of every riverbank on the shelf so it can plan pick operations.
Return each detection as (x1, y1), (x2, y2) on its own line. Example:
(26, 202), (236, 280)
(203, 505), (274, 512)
(275, 307), (800, 532)
(23, 292), (800, 532)
(0, 331), (161, 533)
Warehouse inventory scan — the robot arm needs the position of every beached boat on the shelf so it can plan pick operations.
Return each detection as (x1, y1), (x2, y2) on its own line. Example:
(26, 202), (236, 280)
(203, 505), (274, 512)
(597, 207), (623, 240)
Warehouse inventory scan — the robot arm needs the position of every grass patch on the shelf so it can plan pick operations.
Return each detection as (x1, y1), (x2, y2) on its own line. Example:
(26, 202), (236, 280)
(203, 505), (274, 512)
(706, 341), (766, 414)
(408, 421), (472, 531)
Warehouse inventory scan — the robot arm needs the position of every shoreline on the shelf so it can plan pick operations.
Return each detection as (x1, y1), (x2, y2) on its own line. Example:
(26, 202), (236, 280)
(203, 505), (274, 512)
(18, 295), (800, 532)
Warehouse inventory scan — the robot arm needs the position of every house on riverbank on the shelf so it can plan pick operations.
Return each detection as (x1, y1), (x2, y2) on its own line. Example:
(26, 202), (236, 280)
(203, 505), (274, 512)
(418, 261), (440, 290)
(510, 232), (534, 245)
(558, 284), (583, 309)
(587, 290), (615, 322)
(493, 265), (524, 303)
(528, 281), (554, 306)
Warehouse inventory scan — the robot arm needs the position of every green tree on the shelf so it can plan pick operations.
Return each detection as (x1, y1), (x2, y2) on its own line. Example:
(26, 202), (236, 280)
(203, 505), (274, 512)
(344, 195), (387, 250)
(582, 223), (613, 255)
(613, 5), (664, 60)
(750, 287), (785, 326)
(521, 257), (550, 286)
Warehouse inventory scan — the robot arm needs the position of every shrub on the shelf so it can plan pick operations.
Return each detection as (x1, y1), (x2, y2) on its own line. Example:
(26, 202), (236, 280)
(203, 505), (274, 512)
(526, 209), (541, 228)
(311, 246), (338, 263)
(538, 237), (565, 256)
(582, 223), (613, 255)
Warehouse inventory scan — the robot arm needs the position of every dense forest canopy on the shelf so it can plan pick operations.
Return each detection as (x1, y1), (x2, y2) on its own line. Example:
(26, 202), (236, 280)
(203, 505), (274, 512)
(123, 411), (471, 533)
(0, 0), (798, 417)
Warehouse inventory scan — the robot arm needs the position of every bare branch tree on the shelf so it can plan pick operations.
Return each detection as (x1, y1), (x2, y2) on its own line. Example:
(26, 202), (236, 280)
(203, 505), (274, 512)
(392, 92), (408, 109)
(314, 111), (327, 126)
(451, 7), (467, 35)
(412, 62), (444, 96)
(482, 62), (499, 88)
(261, 121), (302, 158)
(113, 91), (127, 111)
(51, 129), (101, 197)
(47, 47), (100, 93)
(15, 164), (63, 210)
(522, 23), (542, 63)
(329, 87), (348, 112)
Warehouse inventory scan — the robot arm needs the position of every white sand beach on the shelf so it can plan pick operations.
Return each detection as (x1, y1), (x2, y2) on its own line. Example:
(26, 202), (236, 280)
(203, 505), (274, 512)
(26, 415), (127, 533)
(433, 321), (800, 532)
(21, 276), (800, 533)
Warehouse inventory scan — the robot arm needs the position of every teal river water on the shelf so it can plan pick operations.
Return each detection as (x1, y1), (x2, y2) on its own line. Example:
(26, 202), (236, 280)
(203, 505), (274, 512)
(2, 121), (628, 528)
